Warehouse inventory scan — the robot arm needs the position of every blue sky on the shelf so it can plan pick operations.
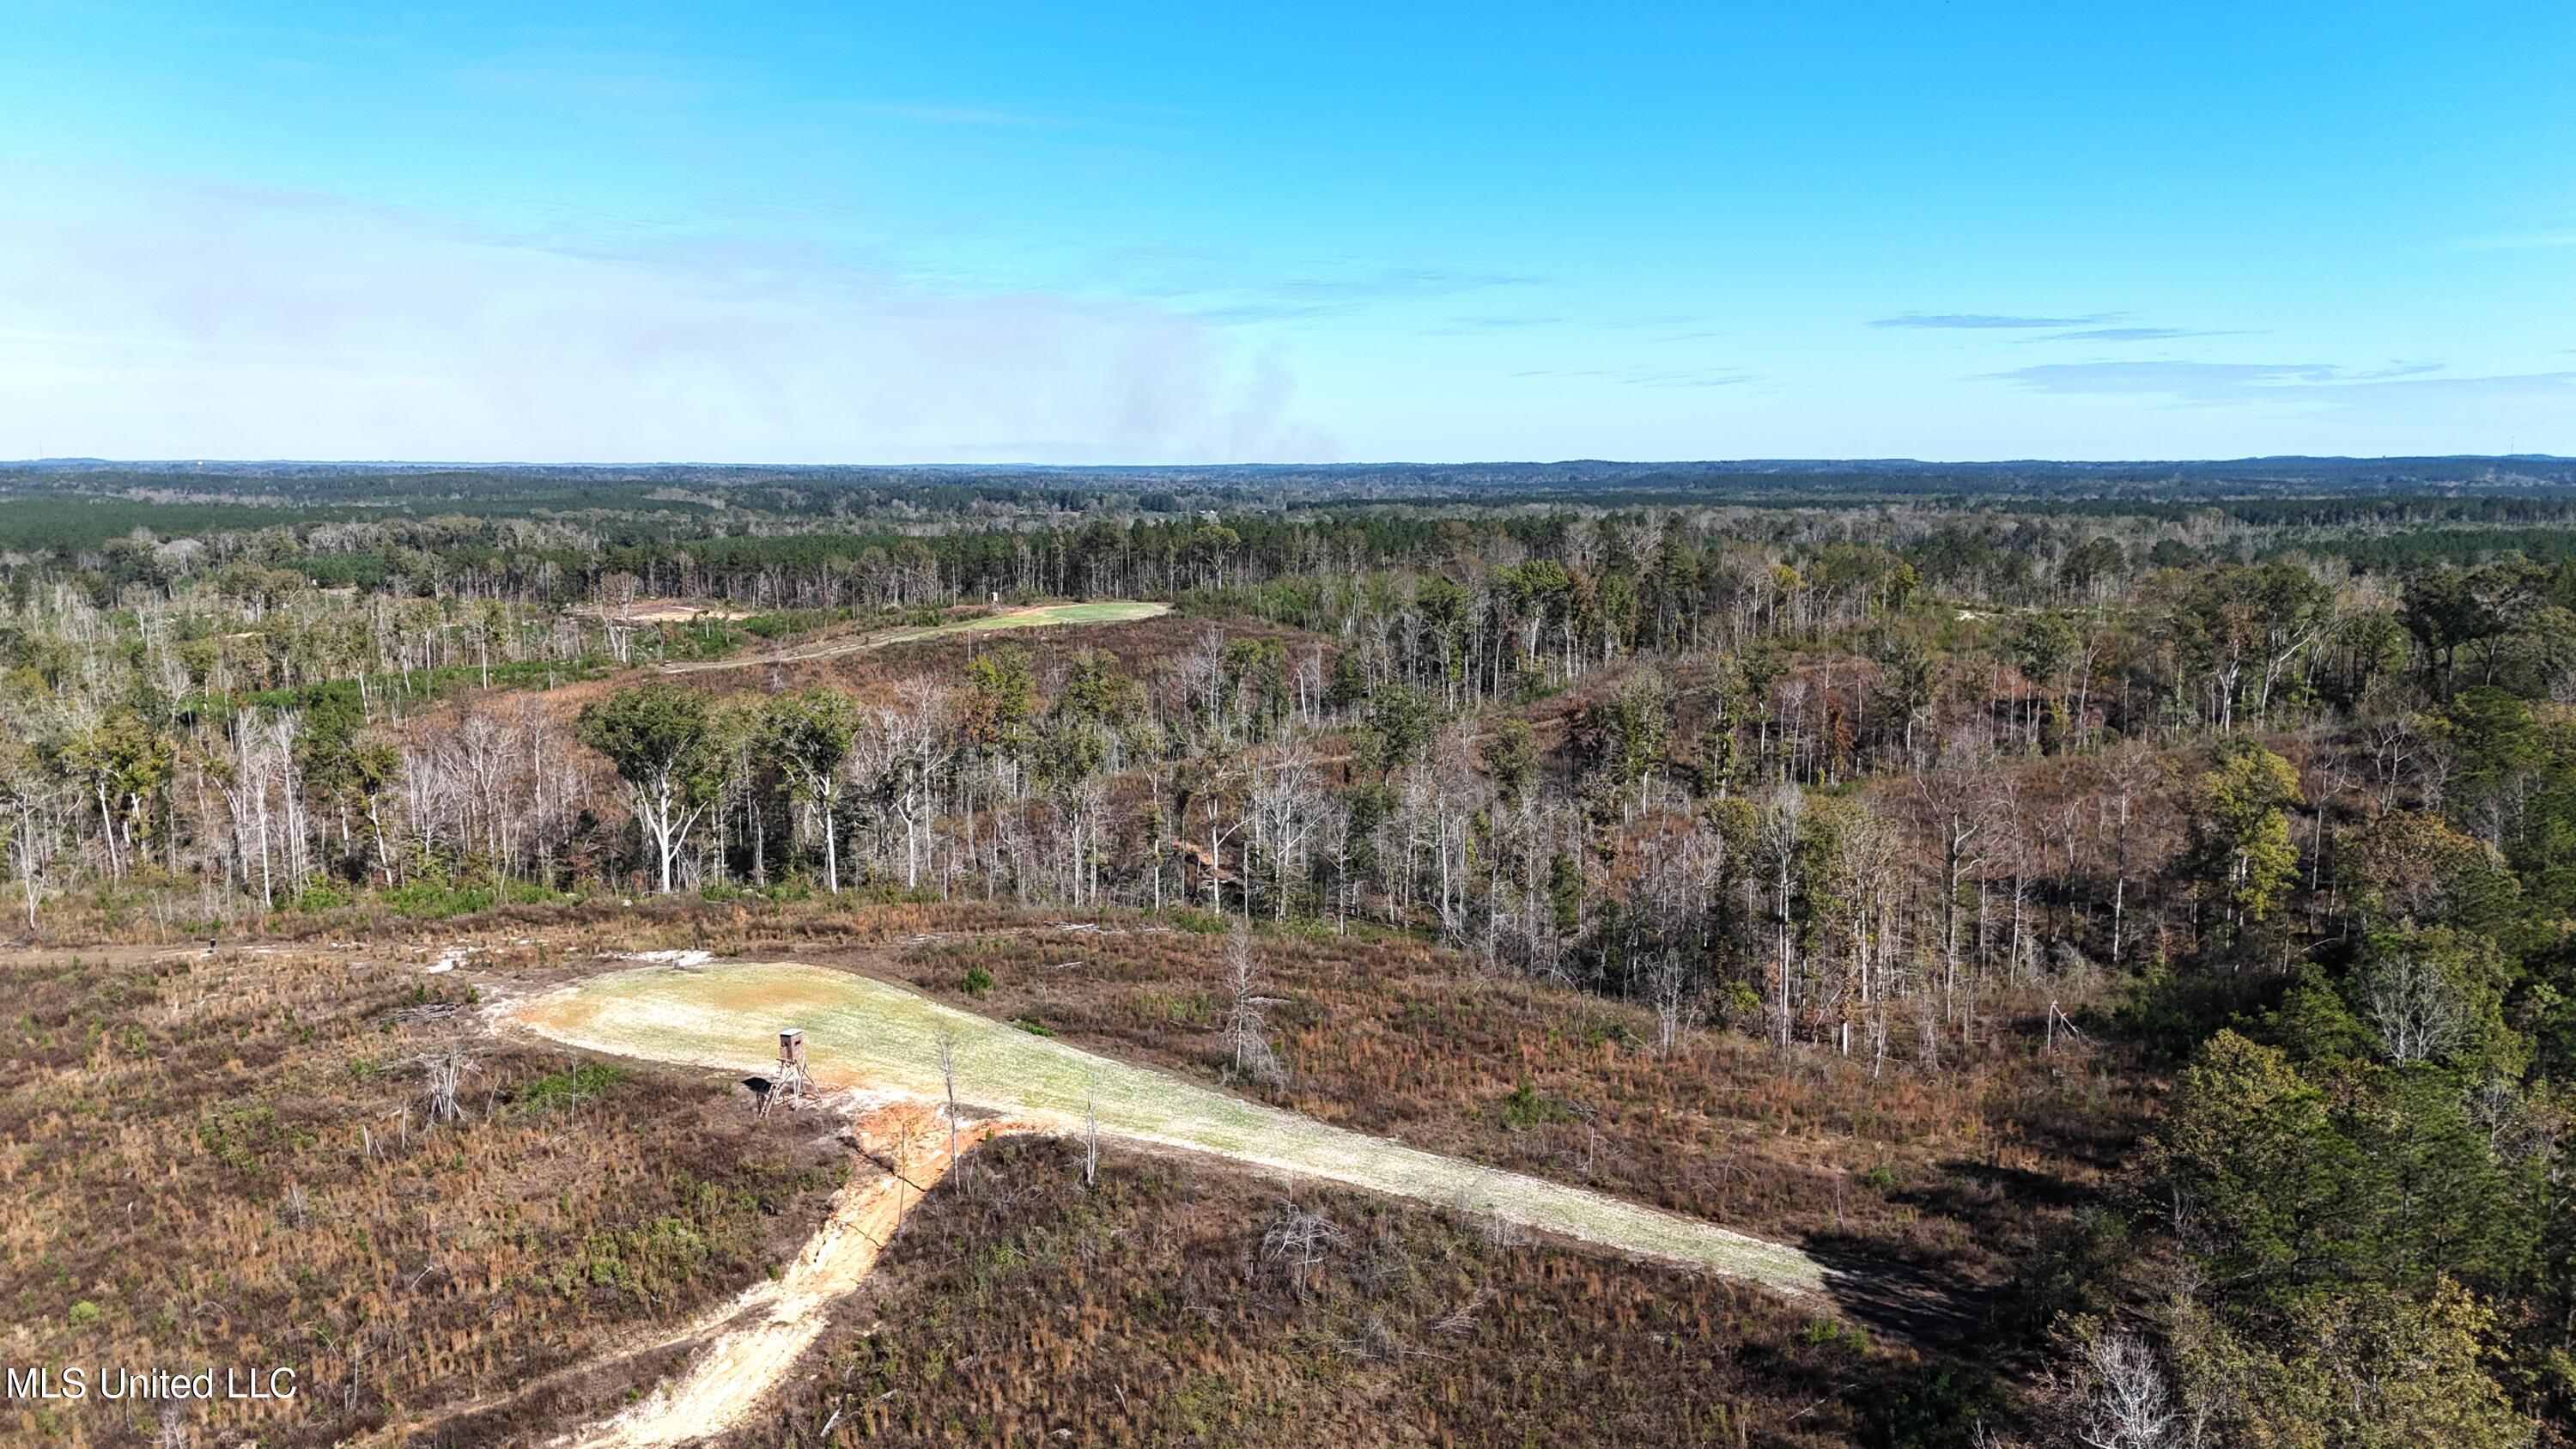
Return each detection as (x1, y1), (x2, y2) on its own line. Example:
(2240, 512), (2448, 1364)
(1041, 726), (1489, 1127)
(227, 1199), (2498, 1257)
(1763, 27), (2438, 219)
(2, 1), (2571, 462)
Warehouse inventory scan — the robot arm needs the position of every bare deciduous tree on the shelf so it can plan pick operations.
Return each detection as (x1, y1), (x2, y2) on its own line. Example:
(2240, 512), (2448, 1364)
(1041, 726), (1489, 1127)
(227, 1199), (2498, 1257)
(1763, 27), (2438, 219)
(2069, 1330), (2182, 1449)
(936, 1028), (963, 1180)
(1260, 1184), (1344, 1294)
(2365, 951), (2466, 1065)
(1081, 1076), (1101, 1190)
(421, 1048), (477, 1126)
(1221, 926), (1285, 1087)
(1758, 784), (1804, 1050)
(1646, 953), (1692, 1055)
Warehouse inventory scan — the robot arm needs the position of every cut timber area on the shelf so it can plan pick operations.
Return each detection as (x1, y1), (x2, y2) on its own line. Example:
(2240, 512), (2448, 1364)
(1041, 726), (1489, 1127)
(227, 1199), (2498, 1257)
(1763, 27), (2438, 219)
(657, 599), (1171, 673)
(513, 959), (1826, 1294)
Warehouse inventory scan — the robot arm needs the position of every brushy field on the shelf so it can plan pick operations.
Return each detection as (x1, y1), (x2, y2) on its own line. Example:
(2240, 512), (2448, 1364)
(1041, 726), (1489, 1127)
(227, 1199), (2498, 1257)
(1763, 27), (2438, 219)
(515, 960), (1826, 1294)
(877, 925), (2126, 1299)
(753, 1135), (1899, 1447)
(0, 945), (845, 1448)
(0, 902), (2115, 1442)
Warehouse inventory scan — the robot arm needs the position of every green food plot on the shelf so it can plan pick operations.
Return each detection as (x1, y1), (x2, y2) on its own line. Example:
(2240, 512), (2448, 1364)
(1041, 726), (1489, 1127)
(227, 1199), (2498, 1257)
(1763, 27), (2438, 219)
(886, 600), (1169, 642)
(966, 600), (1170, 629)
(519, 959), (1826, 1295)
(671, 599), (1175, 672)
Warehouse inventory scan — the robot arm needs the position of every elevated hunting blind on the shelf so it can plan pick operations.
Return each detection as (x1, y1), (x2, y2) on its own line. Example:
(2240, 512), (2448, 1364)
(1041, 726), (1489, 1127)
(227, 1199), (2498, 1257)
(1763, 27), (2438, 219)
(775, 1028), (809, 1108)
(746, 1028), (811, 1121)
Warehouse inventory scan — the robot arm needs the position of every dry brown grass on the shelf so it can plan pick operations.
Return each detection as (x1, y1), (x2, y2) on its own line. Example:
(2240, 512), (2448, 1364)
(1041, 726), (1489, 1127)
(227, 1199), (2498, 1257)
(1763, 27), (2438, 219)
(753, 1135), (1898, 1446)
(0, 900), (2127, 1442)
(0, 945), (845, 1447)
(872, 921), (2136, 1293)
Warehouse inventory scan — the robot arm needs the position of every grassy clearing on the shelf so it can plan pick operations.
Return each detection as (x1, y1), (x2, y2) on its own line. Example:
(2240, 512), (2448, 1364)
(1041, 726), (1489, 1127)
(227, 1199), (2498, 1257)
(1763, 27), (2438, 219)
(515, 960), (1826, 1294)
(662, 599), (1170, 673)
(854, 599), (1173, 650)
(953, 600), (1170, 630)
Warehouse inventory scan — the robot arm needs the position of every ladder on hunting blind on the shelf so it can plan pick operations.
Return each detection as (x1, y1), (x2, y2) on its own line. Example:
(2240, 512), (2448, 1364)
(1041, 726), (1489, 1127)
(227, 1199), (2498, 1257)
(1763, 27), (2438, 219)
(745, 1029), (811, 1120)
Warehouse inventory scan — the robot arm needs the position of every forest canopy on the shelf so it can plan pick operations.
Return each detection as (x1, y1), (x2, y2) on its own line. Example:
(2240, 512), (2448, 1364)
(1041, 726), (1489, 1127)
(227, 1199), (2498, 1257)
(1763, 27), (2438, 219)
(10, 460), (2576, 1444)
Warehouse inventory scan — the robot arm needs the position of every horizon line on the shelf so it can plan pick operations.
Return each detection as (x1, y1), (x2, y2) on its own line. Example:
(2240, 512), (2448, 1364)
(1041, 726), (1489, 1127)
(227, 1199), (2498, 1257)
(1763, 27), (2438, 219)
(7, 454), (2573, 472)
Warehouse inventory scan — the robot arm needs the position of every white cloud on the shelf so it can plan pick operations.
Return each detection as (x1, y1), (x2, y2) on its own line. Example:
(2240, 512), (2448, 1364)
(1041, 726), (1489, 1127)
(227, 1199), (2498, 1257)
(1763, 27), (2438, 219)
(0, 176), (1332, 463)
(1870, 311), (2122, 330)
(1984, 358), (2574, 412)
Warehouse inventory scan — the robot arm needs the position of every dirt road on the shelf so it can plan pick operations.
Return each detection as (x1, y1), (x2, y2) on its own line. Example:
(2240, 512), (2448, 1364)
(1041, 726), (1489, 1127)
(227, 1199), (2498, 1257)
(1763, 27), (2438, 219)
(567, 1099), (1029, 1448)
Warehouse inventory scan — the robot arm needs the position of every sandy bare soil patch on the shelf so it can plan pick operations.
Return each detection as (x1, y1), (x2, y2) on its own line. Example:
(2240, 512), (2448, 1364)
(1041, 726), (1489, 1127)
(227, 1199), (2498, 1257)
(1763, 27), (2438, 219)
(599, 599), (756, 624)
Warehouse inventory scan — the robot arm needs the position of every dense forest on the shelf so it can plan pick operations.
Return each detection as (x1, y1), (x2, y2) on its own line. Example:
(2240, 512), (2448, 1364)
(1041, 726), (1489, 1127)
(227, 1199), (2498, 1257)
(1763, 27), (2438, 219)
(10, 460), (2576, 1443)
